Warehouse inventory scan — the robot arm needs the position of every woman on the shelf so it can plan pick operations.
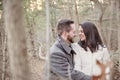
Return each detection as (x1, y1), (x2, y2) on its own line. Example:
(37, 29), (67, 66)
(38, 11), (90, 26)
(72, 22), (111, 79)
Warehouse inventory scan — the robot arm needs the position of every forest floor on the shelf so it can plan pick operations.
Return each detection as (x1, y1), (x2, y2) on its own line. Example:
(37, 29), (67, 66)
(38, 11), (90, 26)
(29, 55), (45, 80)
(27, 52), (120, 80)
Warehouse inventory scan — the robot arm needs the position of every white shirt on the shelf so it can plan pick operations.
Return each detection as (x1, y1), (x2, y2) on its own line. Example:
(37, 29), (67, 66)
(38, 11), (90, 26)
(71, 43), (111, 76)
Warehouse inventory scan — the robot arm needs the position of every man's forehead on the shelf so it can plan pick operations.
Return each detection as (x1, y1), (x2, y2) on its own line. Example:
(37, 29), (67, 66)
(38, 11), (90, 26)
(70, 23), (75, 28)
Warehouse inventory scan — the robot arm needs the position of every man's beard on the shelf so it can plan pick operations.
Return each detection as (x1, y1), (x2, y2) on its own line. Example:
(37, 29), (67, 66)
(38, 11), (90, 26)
(67, 35), (74, 43)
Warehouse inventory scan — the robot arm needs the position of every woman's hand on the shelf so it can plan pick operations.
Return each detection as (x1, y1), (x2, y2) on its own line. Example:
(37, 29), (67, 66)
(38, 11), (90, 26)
(92, 60), (112, 80)
(92, 60), (106, 80)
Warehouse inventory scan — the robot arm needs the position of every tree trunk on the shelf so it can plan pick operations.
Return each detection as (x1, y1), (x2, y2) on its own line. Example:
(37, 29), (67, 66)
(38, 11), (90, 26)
(0, 16), (5, 80)
(45, 0), (50, 80)
(1, 32), (6, 80)
(116, 0), (120, 71)
(49, 0), (57, 43)
(3, 0), (30, 80)
(107, 0), (114, 51)
(90, 0), (105, 27)
(68, 0), (73, 19)
(110, 0), (118, 51)
(116, 0), (120, 50)
(73, 0), (79, 26)
(0, 6), (7, 79)
(28, 21), (36, 56)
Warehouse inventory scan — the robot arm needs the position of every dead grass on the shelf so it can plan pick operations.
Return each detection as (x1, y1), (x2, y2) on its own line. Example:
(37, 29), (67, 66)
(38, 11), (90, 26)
(28, 55), (45, 80)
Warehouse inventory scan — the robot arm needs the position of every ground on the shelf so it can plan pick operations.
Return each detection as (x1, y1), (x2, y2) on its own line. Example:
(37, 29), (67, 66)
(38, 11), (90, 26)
(29, 55), (45, 80)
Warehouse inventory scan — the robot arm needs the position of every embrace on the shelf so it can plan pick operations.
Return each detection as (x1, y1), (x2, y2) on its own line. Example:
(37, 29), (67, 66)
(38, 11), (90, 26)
(48, 19), (111, 80)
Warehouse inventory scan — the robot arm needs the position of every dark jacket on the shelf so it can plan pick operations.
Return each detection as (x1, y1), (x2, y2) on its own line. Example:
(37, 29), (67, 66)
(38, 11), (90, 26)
(49, 36), (92, 80)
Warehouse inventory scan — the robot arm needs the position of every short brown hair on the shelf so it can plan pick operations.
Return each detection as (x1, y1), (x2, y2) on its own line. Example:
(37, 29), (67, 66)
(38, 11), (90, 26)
(56, 19), (74, 35)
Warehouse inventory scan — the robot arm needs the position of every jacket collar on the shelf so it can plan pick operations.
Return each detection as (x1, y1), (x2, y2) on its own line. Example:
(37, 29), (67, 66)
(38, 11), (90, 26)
(57, 36), (72, 54)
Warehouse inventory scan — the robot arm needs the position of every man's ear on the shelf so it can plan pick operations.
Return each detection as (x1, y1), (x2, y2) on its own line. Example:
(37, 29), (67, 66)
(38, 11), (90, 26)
(63, 31), (68, 37)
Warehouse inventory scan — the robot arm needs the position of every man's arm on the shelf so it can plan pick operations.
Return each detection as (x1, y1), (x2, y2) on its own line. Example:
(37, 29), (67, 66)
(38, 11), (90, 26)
(50, 52), (92, 80)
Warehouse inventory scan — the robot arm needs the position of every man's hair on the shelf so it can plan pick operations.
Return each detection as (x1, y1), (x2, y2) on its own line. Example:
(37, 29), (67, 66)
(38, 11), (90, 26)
(56, 19), (74, 35)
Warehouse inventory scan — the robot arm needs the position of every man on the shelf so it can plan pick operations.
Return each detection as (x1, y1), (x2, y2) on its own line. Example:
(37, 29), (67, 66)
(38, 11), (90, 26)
(49, 19), (92, 80)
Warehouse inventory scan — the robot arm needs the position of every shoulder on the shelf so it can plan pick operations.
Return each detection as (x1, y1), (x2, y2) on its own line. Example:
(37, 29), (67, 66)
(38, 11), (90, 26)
(102, 45), (108, 51)
(50, 40), (61, 52)
(71, 42), (78, 46)
(98, 45), (110, 55)
(71, 43), (81, 48)
(50, 41), (66, 57)
(98, 45), (107, 50)
(71, 42), (84, 50)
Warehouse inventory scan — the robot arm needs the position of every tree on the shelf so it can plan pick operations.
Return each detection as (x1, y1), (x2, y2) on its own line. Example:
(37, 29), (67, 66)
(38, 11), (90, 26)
(3, 0), (30, 80)
(45, 0), (50, 79)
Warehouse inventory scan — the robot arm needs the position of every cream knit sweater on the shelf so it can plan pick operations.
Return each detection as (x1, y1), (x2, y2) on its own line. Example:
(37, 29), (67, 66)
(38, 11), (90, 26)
(71, 43), (111, 76)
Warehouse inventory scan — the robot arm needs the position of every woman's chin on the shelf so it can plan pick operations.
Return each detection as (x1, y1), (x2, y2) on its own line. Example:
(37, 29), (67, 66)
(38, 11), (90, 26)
(80, 39), (85, 41)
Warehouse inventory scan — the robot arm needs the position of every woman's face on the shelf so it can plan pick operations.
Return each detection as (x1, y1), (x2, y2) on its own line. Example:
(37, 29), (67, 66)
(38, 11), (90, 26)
(78, 26), (86, 41)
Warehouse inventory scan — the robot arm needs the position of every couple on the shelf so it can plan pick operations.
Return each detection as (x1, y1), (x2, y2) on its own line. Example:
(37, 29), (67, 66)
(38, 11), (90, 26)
(49, 19), (111, 80)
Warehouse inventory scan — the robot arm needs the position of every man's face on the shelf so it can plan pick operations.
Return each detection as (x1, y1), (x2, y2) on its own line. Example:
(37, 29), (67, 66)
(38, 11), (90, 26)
(67, 23), (76, 43)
